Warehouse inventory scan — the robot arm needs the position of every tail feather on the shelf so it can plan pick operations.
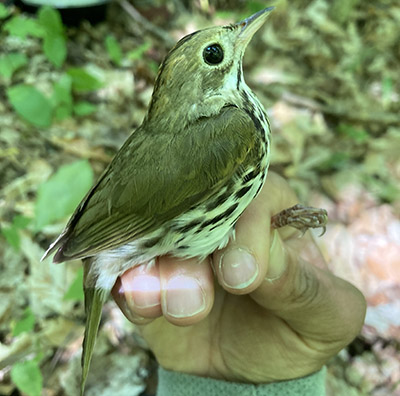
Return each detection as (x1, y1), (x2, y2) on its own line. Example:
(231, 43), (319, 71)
(80, 263), (109, 395)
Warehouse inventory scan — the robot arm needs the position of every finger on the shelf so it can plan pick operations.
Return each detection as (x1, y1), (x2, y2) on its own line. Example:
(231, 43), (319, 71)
(112, 262), (162, 323)
(158, 256), (214, 326)
(250, 241), (366, 348)
(213, 172), (298, 294)
(213, 191), (271, 294)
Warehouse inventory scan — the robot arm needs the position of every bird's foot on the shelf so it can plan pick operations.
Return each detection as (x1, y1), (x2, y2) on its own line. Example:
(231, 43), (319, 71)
(271, 204), (328, 236)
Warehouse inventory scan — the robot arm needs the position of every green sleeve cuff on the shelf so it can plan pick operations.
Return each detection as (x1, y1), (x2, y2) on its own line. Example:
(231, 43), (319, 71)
(157, 366), (326, 396)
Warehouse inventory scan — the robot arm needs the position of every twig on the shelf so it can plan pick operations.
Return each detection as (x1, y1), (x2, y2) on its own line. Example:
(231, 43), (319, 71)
(118, 0), (175, 48)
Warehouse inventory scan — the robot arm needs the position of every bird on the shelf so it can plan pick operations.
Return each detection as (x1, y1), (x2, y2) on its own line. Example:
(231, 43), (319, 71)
(41, 6), (326, 394)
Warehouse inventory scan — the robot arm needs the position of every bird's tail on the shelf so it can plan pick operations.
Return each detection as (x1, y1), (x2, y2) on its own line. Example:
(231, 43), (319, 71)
(80, 261), (109, 396)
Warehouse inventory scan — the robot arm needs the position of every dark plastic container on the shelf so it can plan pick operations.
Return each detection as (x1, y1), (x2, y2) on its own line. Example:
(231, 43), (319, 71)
(14, 0), (111, 25)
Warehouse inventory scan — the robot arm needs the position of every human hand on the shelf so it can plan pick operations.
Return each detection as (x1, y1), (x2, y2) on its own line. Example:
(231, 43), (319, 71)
(112, 172), (366, 383)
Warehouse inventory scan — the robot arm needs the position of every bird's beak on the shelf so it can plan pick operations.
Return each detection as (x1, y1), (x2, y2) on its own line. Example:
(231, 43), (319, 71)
(235, 6), (274, 51)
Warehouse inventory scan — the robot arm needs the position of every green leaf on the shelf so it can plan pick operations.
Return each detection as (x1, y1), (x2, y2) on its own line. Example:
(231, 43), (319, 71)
(330, 0), (360, 24)
(64, 267), (84, 301)
(53, 74), (73, 104)
(1, 226), (20, 250)
(338, 123), (369, 143)
(74, 101), (97, 116)
(1, 215), (31, 251)
(127, 41), (151, 60)
(38, 6), (64, 35)
(67, 67), (103, 93)
(7, 85), (52, 127)
(364, 175), (399, 203)
(0, 4), (10, 19)
(53, 74), (73, 105)
(214, 10), (235, 19)
(317, 151), (351, 172)
(54, 105), (72, 121)
(43, 33), (67, 68)
(149, 60), (159, 73)
(38, 7), (66, 67)
(0, 53), (28, 80)
(105, 34), (122, 65)
(4, 16), (44, 38)
(245, 1), (265, 15)
(13, 307), (36, 336)
(11, 359), (42, 396)
(52, 74), (73, 120)
(13, 215), (31, 229)
(34, 160), (94, 230)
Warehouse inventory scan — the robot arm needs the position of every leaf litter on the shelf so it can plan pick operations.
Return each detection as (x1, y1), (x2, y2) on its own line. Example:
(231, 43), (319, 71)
(0, 0), (399, 395)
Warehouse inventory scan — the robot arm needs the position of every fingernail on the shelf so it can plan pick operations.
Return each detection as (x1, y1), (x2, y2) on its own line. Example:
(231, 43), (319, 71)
(120, 298), (152, 324)
(219, 248), (258, 289)
(121, 275), (161, 309)
(266, 231), (287, 281)
(165, 276), (205, 318)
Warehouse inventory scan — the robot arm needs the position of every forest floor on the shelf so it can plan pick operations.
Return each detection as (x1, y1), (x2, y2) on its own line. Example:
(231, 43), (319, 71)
(0, 1), (399, 395)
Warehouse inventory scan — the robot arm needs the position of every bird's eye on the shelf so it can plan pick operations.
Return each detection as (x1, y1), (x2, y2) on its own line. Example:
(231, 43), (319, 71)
(203, 44), (224, 65)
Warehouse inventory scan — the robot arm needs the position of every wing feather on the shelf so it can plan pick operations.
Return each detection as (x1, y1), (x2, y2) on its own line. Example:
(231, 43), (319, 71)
(50, 106), (258, 262)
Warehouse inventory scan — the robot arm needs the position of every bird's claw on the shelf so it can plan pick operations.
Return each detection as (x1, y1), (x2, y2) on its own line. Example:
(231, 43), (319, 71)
(271, 204), (328, 236)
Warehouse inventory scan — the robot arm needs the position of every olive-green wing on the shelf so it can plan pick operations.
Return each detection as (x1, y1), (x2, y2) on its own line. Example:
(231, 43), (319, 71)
(47, 106), (258, 262)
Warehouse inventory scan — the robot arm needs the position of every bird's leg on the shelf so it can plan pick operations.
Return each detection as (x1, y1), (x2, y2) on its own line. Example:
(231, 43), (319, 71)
(271, 204), (328, 236)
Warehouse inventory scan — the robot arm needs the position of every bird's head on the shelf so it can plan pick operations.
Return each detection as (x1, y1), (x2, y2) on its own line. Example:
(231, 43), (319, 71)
(146, 7), (274, 126)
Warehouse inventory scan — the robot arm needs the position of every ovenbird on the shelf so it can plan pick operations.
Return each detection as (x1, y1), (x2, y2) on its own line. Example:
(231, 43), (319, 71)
(42, 7), (327, 395)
